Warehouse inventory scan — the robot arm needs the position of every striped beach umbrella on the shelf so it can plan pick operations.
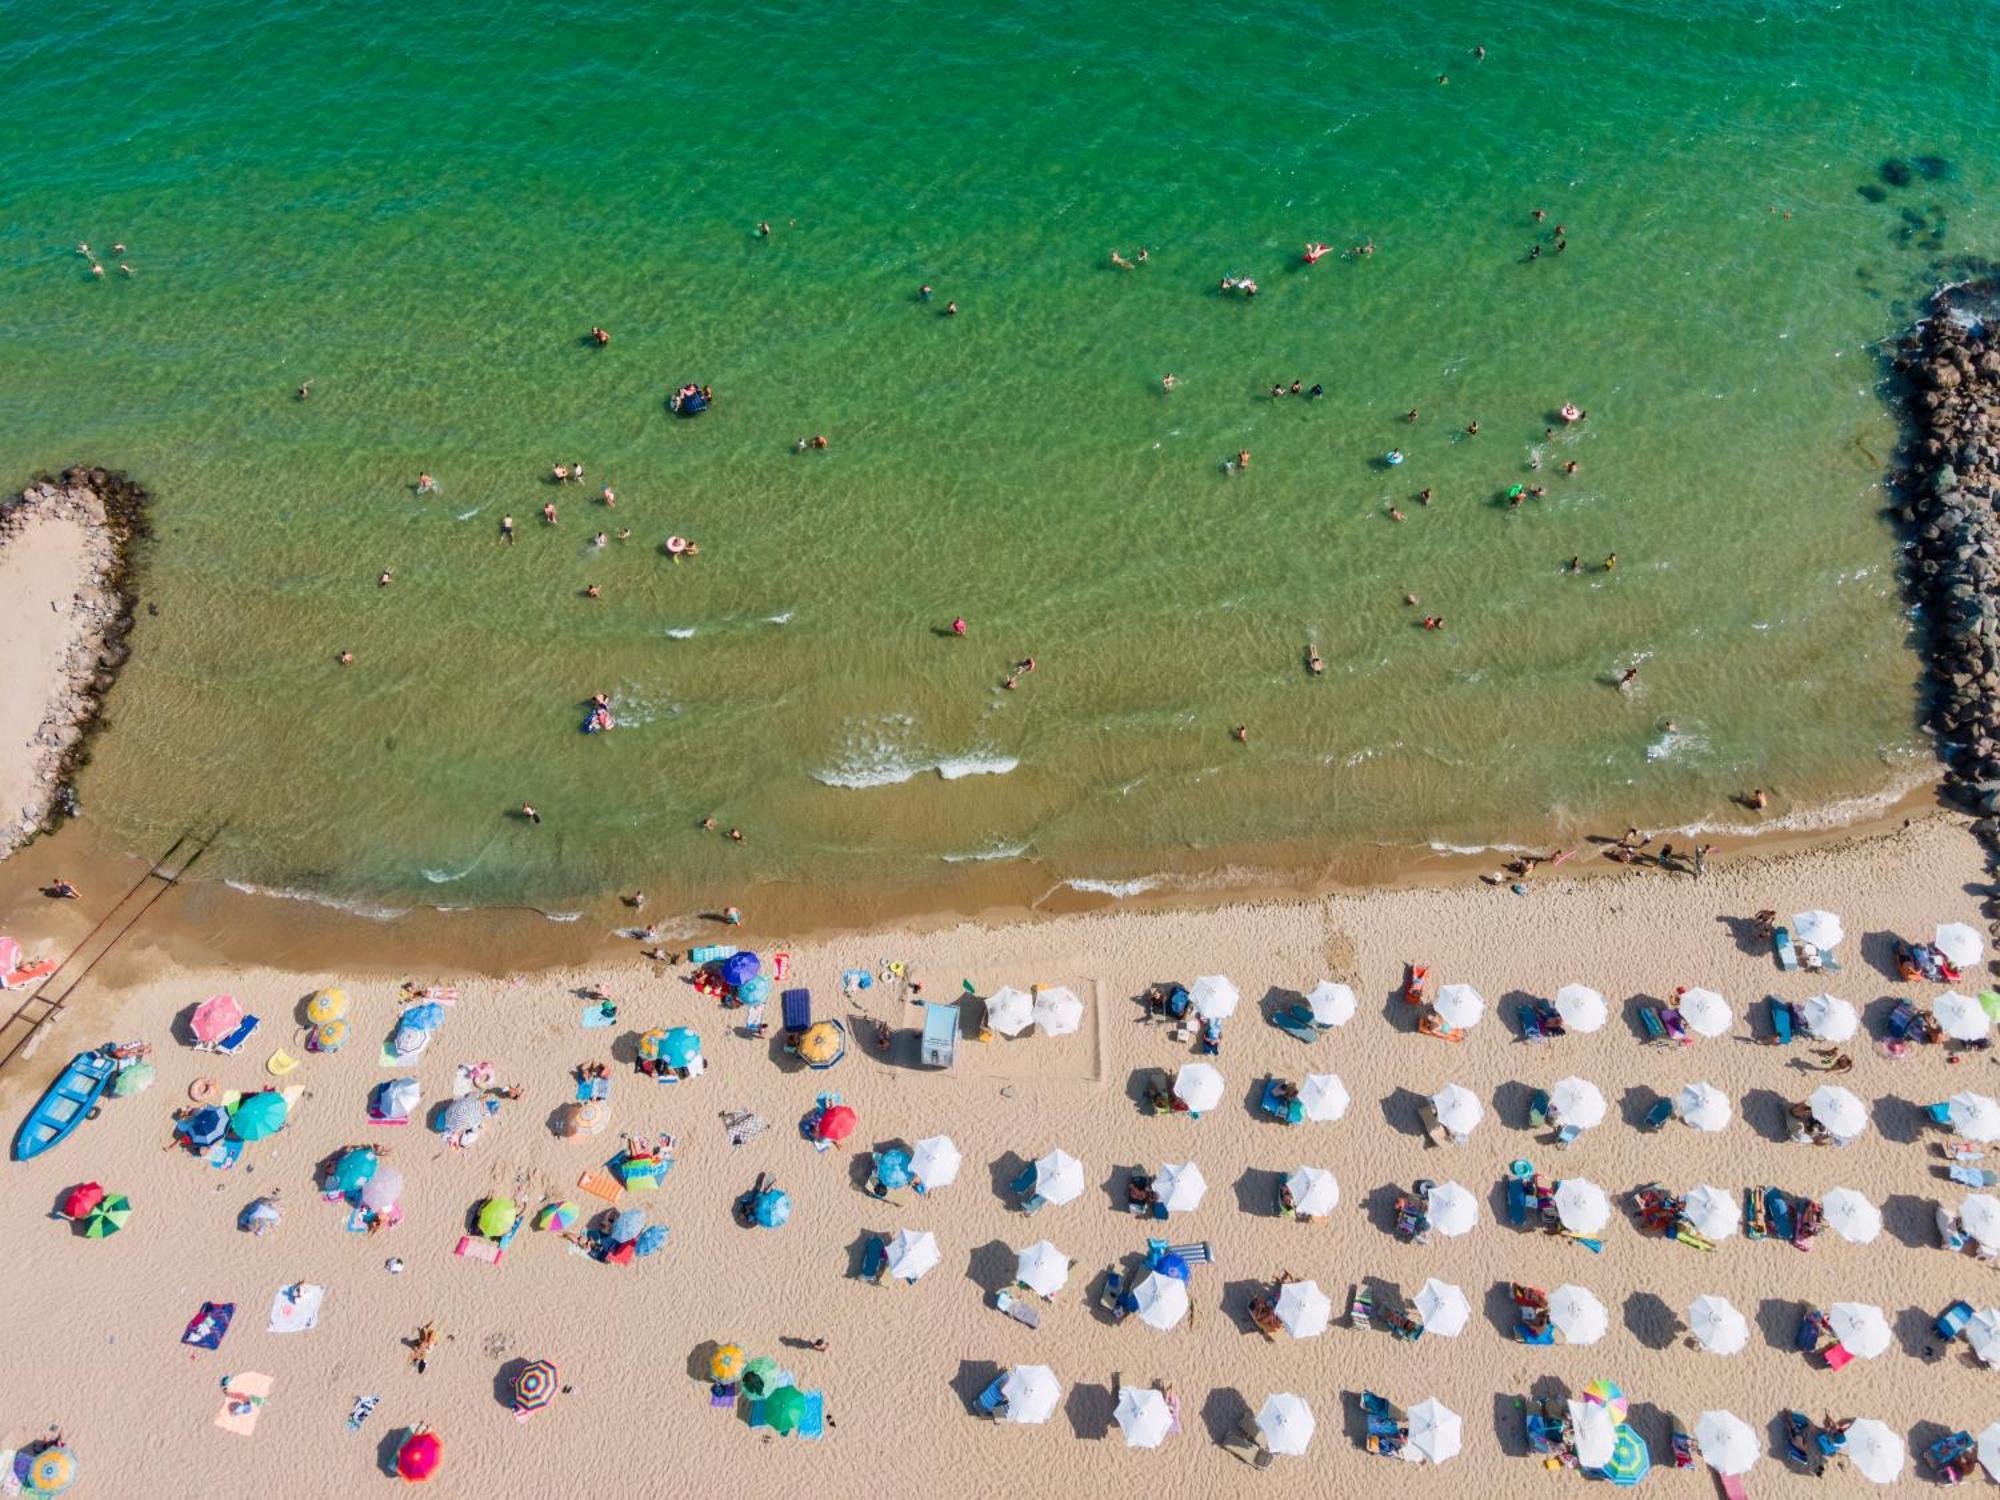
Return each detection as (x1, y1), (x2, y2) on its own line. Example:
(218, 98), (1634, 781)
(512, 1360), (558, 1417)
(798, 1019), (847, 1068)
(83, 1194), (131, 1239)
(1602, 1424), (1652, 1486)
(535, 1201), (579, 1233)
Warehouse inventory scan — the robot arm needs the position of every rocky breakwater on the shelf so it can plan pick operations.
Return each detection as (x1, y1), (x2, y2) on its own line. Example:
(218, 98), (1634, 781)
(0, 467), (149, 857)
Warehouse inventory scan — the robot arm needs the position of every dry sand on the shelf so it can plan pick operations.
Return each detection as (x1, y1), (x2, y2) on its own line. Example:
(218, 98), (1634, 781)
(0, 504), (101, 849)
(1, 813), (1996, 1497)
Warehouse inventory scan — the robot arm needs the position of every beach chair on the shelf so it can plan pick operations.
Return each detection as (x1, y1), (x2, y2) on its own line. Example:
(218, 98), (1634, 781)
(1518, 1003), (1548, 1043)
(1774, 925), (1800, 971)
(780, 989), (812, 1051)
(1517, 1318), (1554, 1345)
(1885, 1000), (1917, 1041)
(976, 1377), (1007, 1417)
(1527, 1089), (1549, 1127)
(1669, 1415), (1696, 1469)
(1937, 1300), (1974, 1340)
(1098, 1270), (1127, 1320)
(1660, 1008), (1691, 1044)
(1925, 1432), (1975, 1477)
(1506, 1178), (1528, 1226)
(1271, 1004), (1320, 1043)
(1258, 1078), (1304, 1125)
(1822, 1342), (1855, 1371)
(1553, 1124), (1582, 1149)
(994, 1289), (1041, 1329)
(1415, 1099), (1445, 1146)
(1223, 1424), (1274, 1468)
(1167, 1241), (1211, 1265)
(1925, 1101), (1954, 1128)
(1395, 1195), (1432, 1243)
(1783, 1411), (1813, 1468)
(1768, 999), (1795, 1045)
(200, 1014), (261, 1056)
(1639, 1006), (1668, 1044)
(1766, 1188), (1794, 1241)
(1949, 1164), (2000, 1188)
(1641, 1097), (1673, 1130)
(857, 1235), (887, 1284)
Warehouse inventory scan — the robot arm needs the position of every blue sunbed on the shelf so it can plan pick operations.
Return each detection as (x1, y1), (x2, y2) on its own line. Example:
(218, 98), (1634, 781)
(1271, 1004), (1320, 1044)
(1639, 1007), (1667, 1044)
(977, 1377), (1007, 1416)
(1769, 999), (1795, 1045)
(1642, 1098), (1673, 1130)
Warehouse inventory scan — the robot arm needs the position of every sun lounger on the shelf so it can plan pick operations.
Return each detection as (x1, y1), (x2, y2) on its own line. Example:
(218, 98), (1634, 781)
(1766, 1188), (1794, 1241)
(1639, 1006), (1668, 1044)
(1396, 1195), (1433, 1243)
(1775, 925), (1799, 971)
(1642, 1097), (1673, 1130)
(576, 1169), (624, 1205)
(859, 1235), (887, 1283)
(1505, 1177), (1528, 1226)
(1719, 1475), (1749, 1500)
(795, 1390), (825, 1440)
(1822, 1342), (1854, 1371)
(1783, 1411), (1813, 1468)
(199, 1014), (261, 1056)
(1098, 1270), (1127, 1320)
(1007, 1163), (1036, 1196)
(1272, 1003), (1320, 1043)
(975, 1376), (1006, 1417)
(1554, 1124), (1582, 1149)
(1885, 1000), (1918, 1040)
(1223, 1427), (1274, 1468)
(575, 1076), (610, 1102)
(1925, 1431), (1975, 1477)
(1661, 1008), (1691, 1043)
(1769, 999), (1795, 1044)
(1348, 1285), (1374, 1330)
(1416, 1099), (1445, 1146)
(1527, 1090), (1549, 1127)
(1166, 1240), (1212, 1265)
(1517, 1319), (1554, 1345)
(994, 1289), (1041, 1329)
(1938, 1300), (1974, 1340)
(454, 1235), (502, 1264)
(1518, 1003), (1548, 1043)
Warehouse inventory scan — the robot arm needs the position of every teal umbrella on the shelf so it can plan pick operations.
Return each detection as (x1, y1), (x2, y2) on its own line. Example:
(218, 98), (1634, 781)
(661, 1027), (702, 1068)
(1602, 1424), (1652, 1487)
(741, 1355), (780, 1398)
(330, 1147), (378, 1194)
(229, 1090), (288, 1141)
(764, 1384), (806, 1434)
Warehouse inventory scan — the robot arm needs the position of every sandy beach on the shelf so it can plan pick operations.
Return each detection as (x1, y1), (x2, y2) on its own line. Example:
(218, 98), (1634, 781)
(1, 812), (1994, 1496)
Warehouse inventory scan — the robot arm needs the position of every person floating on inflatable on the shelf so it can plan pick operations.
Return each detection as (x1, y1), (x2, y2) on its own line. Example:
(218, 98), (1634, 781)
(1385, 449), (1405, 466)
(1559, 403), (1583, 423)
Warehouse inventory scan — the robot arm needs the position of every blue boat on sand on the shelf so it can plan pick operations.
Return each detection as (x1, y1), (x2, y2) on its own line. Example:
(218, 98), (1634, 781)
(13, 1049), (116, 1161)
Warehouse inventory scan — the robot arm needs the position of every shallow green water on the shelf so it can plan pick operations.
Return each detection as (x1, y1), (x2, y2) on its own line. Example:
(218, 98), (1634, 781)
(0, 0), (1990, 912)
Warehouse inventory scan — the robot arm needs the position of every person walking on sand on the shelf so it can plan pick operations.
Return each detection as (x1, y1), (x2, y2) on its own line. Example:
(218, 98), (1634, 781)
(409, 1321), (439, 1374)
(807, 1337), (829, 1352)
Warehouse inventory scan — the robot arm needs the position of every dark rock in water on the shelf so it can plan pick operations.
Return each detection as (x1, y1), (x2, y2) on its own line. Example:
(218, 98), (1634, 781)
(1882, 157), (1913, 187)
(1914, 154), (1953, 181)
(1858, 183), (1888, 204)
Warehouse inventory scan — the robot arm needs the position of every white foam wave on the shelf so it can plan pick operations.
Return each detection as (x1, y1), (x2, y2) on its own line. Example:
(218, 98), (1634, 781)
(814, 756), (924, 790)
(540, 910), (583, 923)
(941, 842), (1030, 864)
(765, 610), (794, 625)
(1424, 840), (1541, 857)
(664, 627), (697, 639)
(1671, 769), (1934, 838)
(936, 755), (1019, 781)
(224, 879), (410, 921)
(1062, 875), (1162, 898)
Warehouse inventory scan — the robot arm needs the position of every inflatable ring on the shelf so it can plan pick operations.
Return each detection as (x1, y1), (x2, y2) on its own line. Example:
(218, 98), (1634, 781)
(1385, 450), (1405, 466)
(190, 1076), (221, 1104)
(666, 536), (688, 555)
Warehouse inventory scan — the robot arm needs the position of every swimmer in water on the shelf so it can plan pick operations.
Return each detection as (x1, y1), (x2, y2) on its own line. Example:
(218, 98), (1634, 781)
(1308, 383), (1323, 398)
(1465, 420), (1480, 436)
(919, 284), (932, 301)
(1405, 408), (1419, 423)
(1603, 553), (1617, 572)
(1563, 460), (1578, 475)
(119, 263), (133, 277)
(543, 503), (558, 524)
(1271, 384), (1286, 400)
(1237, 450), (1251, 470)
(1110, 250), (1134, 269)
(944, 301), (958, 316)
(297, 380), (313, 401)
(591, 326), (611, 346)
(1619, 666), (1639, 689)
(811, 435), (828, 450)
(1418, 488), (1432, 504)
(417, 472), (436, 494)
(1233, 724), (1249, 743)
(338, 650), (354, 666)
(1532, 209), (1545, 222)
(1389, 507), (1406, 522)
(1307, 646), (1324, 676)
(594, 531), (608, 547)
(90, 262), (104, 278)
(378, 569), (393, 587)
(501, 515), (514, 542)
(1423, 616), (1443, 630)
(757, 222), (771, 237)
(553, 464), (570, 484)
(616, 528), (631, 540)
(1567, 556), (1580, 573)
(76, 242), (91, 257)
(1289, 379), (1302, 396)
(1137, 247), (1148, 262)
(1161, 373), (1178, 391)
(601, 487), (615, 507)
(585, 584), (602, 599)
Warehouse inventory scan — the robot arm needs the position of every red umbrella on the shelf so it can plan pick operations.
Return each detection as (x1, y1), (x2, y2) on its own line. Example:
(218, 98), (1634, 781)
(814, 1104), (857, 1144)
(605, 1240), (637, 1266)
(395, 1430), (442, 1483)
(61, 1182), (105, 1219)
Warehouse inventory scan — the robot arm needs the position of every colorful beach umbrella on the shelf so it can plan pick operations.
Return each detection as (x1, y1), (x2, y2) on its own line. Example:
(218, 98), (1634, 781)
(1015, 1240), (1070, 1297)
(1284, 1166), (1338, 1218)
(910, 1134), (962, 1189)
(1114, 1386), (1172, 1449)
(1552, 984), (1608, 1033)
(1937, 921), (1986, 968)
(60, 1182), (104, 1219)
(1172, 1063), (1224, 1113)
(660, 1027), (702, 1068)
(1424, 1180), (1478, 1236)
(1274, 1278), (1332, 1338)
(1154, 1160), (1206, 1213)
(1031, 1149), (1084, 1205)
(1304, 981), (1356, 1027)
(228, 1090), (288, 1141)
(305, 988), (347, 1024)
(1949, 1092), (2000, 1143)
(885, 1227), (939, 1282)
(984, 987), (1034, 1037)
(536, 1201), (580, 1233)
(1256, 1393), (1315, 1457)
(1580, 1379), (1628, 1421)
(738, 974), (771, 1006)
(1430, 1083), (1483, 1137)
(1792, 910), (1844, 950)
(764, 1384), (807, 1434)
(1408, 1399), (1461, 1464)
(873, 1147), (913, 1190)
(752, 1189), (791, 1229)
(1412, 1278), (1470, 1338)
(1190, 975), (1239, 1020)
(1694, 1410), (1759, 1475)
(1602, 1424), (1652, 1486)
(1809, 1085), (1869, 1141)
(999, 1365), (1061, 1425)
(1433, 984), (1485, 1030)
(395, 1430), (442, 1483)
(1688, 1293), (1749, 1355)
(477, 1197), (519, 1238)
(1822, 1187), (1882, 1244)
(513, 1360), (558, 1416)
(440, 1096), (488, 1133)
(1299, 1074), (1349, 1122)
(111, 1060), (156, 1097)
(1548, 1284), (1609, 1345)
(190, 994), (244, 1045)
(1132, 1271), (1190, 1330)
(399, 1001), (446, 1033)
(814, 1104), (857, 1144)
(636, 1028), (670, 1062)
(179, 1105), (229, 1147)
(797, 1019), (847, 1068)
(711, 1345), (746, 1382)
(741, 1355), (780, 1398)
(1682, 1184), (1739, 1241)
(331, 1147), (379, 1194)
(25, 1447), (76, 1496)
(310, 1019), (348, 1053)
(1828, 1302), (1891, 1359)
(1032, 986), (1084, 1036)
(1675, 1081), (1732, 1132)
(359, 1164), (404, 1212)
(560, 1100), (609, 1138)
(82, 1193), (131, 1239)
(1845, 1419), (1906, 1485)
(1798, 993), (1858, 1043)
(1676, 987), (1732, 1037)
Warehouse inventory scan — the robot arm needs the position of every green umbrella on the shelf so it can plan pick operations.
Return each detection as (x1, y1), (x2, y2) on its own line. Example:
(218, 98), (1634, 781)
(1601, 1424), (1652, 1486)
(764, 1384), (807, 1434)
(740, 1355), (780, 1398)
(229, 1090), (289, 1141)
(477, 1197), (520, 1238)
(1979, 990), (2000, 1022)
(83, 1193), (132, 1238)
(111, 1061), (156, 1097)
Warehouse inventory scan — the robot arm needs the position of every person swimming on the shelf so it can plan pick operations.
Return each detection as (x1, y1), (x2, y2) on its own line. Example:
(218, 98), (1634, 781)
(1303, 242), (1331, 264)
(590, 326), (611, 346)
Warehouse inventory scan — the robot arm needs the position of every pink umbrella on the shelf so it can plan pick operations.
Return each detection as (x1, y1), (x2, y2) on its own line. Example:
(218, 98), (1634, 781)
(190, 994), (245, 1045)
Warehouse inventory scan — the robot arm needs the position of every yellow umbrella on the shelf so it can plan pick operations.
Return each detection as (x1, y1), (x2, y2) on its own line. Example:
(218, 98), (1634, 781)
(711, 1344), (746, 1381)
(306, 988), (348, 1024)
(798, 1019), (848, 1068)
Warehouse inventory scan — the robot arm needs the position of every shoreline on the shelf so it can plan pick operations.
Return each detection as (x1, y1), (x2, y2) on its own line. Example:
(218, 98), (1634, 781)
(0, 467), (147, 859)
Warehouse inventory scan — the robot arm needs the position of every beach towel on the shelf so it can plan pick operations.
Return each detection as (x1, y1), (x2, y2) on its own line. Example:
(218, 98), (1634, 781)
(346, 1395), (379, 1433)
(267, 1283), (324, 1334)
(183, 1301), (235, 1350)
(580, 1000), (617, 1029)
(577, 1169), (625, 1205)
(213, 1372), (273, 1435)
(453, 1235), (503, 1264)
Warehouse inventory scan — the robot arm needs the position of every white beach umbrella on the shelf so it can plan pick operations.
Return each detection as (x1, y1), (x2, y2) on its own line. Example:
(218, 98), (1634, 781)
(1408, 1399), (1462, 1464)
(1554, 1178), (1611, 1234)
(1828, 1302), (1891, 1360)
(1412, 1278), (1470, 1338)
(1936, 921), (1986, 968)
(1695, 1410), (1760, 1476)
(1434, 984), (1485, 1030)
(1548, 1285), (1608, 1345)
(1548, 1076), (1606, 1130)
(1154, 1160), (1207, 1213)
(1014, 1240), (1070, 1298)
(1430, 1083), (1484, 1138)
(1677, 987), (1732, 1038)
(1424, 1181), (1478, 1237)
(1682, 1184), (1740, 1241)
(1113, 1386), (1172, 1449)
(1304, 981), (1356, 1027)
(1274, 1279), (1332, 1339)
(1964, 1194), (2000, 1248)
(1132, 1271), (1190, 1331)
(1935, 992), (1991, 1043)
(379, 1076), (421, 1119)
(885, 1228), (940, 1283)
(1950, 1092), (2000, 1143)
(985, 986), (1034, 1037)
(1189, 974), (1239, 1020)
(1844, 1419), (1906, 1485)
(1809, 1085), (1869, 1141)
(1798, 993), (1858, 1043)
(1792, 910), (1844, 950)
(1822, 1188), (1882, 1244)
(1981, 1423), (2000, 1482)
(1284, 1166), (1339, 1218)
(1675, 1081), (1732, 1132)
(1299, 1073), (1349, 1123)
(1031, 986), (1083, 1037)
(910, 1134), (962, 1190)
(1032, 1149), (1085, 1206)
(999, 1364), (1061, 1425)
(1965, 1308), (2000, 1365)
(1553, 984), (1608, 1033)
(1571, 1401), (1618, 1468)
(1688, 1294), (1750, 1355)
(1255, 1393), (1315, 1457)
(1172, 1063), (1224, 1113)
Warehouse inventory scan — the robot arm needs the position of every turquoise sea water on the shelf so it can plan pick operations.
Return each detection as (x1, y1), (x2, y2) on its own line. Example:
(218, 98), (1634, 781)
(0, 1), (1993, 912)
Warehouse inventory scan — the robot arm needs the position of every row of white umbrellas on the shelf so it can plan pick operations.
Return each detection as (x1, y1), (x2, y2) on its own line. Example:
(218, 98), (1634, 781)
(985, 986), (1084, 1038)
(1692, 1408), (1937, 1484)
